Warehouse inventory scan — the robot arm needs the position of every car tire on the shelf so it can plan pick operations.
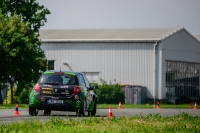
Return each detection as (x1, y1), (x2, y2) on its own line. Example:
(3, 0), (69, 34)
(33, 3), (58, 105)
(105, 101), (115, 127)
(88, 101), (97, 117)
(29, 106), (38, 116)
(76, 99), (86, 116)
(43, 109), (51, 116)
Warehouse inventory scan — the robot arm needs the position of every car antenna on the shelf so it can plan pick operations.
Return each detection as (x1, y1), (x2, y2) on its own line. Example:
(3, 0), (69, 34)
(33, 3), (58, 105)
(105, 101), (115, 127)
(60, 67), (61, 72)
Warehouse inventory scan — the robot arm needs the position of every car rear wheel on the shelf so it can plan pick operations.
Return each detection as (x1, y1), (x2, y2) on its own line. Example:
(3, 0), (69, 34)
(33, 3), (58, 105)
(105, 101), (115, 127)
(43, 109), (51, 116)
(76, 99), (86, 116)
(29, 106), (38, 116)
(88, 101), (96, 117)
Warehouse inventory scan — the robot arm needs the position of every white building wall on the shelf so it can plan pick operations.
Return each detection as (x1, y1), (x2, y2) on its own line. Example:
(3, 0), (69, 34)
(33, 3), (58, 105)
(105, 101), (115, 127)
(158, 30), (200, 99)
(41, 42), (155, 98)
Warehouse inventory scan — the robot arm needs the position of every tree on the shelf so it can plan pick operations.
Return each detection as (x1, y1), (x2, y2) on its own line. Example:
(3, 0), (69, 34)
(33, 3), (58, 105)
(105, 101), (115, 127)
(0, 0), (50, 103)
(0, 0), (50, 34)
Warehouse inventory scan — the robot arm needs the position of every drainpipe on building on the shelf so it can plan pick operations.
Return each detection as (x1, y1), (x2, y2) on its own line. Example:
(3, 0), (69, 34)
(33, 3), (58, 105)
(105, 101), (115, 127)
(153, 42), (158, 104)
(199, 66), (200, 97)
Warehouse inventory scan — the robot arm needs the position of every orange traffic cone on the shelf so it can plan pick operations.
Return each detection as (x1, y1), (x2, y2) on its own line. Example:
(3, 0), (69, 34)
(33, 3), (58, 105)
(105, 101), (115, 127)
(156, 102), (160, 109)
(194, 102), (198, 110)
(13, 104), (20, 116)
(118, 102), (122, 109)
(189, 103), (192, 109)
(107, 106), (113, 118)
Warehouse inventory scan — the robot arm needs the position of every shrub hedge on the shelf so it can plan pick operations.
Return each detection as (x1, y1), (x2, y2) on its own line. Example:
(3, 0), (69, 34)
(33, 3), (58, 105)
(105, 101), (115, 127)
(94, 83), (125, 104)
(11, 81), (125, 104)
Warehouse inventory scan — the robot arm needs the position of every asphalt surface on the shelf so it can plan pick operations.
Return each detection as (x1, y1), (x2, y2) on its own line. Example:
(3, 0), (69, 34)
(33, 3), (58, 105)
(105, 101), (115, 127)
(0, 108), (199, 123)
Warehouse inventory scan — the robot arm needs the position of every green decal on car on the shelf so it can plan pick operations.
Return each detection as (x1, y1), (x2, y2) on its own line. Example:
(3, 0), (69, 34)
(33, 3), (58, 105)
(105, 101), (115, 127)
(66, 99), (72, 103)
(76, 100), (81, 105)
(29, 91), (40, 105)
(64, 72), (76, 76)
(89, 101), (95, 110)
(44, 71), (54, 74)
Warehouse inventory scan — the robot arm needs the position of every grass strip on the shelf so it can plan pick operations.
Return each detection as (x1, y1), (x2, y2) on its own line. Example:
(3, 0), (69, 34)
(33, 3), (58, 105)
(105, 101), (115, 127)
(0, 112), (199, 133)
(0, 103), (194, 109)
(0, 104), (29, 109)
(98, 103), (192, 109)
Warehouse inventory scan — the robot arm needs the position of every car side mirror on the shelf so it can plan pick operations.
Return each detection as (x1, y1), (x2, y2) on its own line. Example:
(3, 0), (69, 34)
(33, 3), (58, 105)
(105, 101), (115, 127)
(93, 85), (98, 90)
(89, 85), (98, 90)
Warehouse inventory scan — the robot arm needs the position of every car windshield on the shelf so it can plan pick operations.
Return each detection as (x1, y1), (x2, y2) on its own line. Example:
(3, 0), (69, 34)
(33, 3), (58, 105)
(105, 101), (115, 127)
(38, 74), (78, 85)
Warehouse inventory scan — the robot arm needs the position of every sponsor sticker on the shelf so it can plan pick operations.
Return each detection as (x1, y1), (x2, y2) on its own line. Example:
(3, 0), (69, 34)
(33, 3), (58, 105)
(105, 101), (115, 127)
(42, 91), (52, 94)
(60, 86), (69, 88)
(33, 92), (38, 96)
(65, 90), (70, 94)
(42, 88), (53, 90)
(31, 97), (34, 100)
(43, 84), (52, 87)
(76, 100), (81, 105)
(51, 97), (59, 99)
(61, 90), (70, 94)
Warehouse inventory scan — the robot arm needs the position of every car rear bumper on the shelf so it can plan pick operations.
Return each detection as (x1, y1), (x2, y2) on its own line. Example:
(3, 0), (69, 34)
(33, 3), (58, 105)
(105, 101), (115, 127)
(36, 103), (77, 111)
(30, 98), (83, 111)
(29, 92), (84, 111)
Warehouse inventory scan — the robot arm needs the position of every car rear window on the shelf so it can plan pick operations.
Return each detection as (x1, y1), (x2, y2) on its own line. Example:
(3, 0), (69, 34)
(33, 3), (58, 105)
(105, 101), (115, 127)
(38, 74), (78, 85)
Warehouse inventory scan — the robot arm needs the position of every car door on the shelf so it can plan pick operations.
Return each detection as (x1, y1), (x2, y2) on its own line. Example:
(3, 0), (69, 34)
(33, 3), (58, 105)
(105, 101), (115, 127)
(77, 74), (91, 109)
(82, 74), (93, 108)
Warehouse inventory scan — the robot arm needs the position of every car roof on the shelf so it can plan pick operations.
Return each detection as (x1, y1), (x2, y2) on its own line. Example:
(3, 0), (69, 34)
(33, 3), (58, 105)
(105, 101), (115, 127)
(44, 70), (82, 75)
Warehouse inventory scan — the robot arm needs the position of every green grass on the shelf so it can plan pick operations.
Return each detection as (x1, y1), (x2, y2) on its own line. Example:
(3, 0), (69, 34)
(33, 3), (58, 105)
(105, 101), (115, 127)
(97, 103), (192, 109)
(0, 104), (29, 109)
(0, 112), (199, 133)
(0, 103), (193, 109)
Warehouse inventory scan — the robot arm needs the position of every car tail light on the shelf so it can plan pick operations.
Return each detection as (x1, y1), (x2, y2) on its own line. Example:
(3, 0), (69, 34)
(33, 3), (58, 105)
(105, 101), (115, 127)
(73, 86), (81, 94)
(33, 84), (40, 92)
(74, 95), (79, 99)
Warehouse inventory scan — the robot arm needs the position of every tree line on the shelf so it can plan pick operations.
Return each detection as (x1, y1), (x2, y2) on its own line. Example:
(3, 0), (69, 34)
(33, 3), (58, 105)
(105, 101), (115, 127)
(0, 1), (125, 104)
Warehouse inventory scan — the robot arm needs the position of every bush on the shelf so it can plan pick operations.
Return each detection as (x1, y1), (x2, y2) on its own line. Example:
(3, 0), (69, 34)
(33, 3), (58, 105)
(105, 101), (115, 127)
(14, 81), (33, 104)
(94, 83), (125, 104)
(19, 88), (32, 103)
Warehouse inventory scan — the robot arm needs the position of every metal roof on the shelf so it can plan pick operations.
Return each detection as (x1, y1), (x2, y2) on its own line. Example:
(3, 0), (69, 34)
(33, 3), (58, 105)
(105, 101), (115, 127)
(193, 34), (200, 42)
(39, 28), (182, 42)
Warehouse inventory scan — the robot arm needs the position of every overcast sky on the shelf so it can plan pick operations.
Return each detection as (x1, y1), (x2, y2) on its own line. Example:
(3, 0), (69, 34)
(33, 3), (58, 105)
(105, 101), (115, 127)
(38, 0), (200, 34)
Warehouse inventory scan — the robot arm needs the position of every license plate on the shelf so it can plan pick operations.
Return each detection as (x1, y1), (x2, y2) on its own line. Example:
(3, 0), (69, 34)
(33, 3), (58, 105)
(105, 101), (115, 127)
(47, 99), (63, 104)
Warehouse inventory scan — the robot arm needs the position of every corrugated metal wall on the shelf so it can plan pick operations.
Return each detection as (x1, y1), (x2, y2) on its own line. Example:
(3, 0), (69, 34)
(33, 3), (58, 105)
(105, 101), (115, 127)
(41, 42), (155, 98)
(122, 86), (147, 104)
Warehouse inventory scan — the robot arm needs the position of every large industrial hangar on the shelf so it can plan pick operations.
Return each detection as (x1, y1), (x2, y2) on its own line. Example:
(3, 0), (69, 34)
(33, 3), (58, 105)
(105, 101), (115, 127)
(39, 28), (200, 102)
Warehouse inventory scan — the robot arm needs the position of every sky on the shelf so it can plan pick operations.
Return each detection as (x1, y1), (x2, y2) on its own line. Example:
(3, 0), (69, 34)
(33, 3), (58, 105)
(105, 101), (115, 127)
(37, 0), (200, 34)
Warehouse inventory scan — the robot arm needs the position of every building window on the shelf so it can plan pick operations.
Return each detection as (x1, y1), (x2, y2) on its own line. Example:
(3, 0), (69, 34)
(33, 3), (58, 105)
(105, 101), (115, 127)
(166, 60), (200, 98)
(48, 60), (54, 70)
